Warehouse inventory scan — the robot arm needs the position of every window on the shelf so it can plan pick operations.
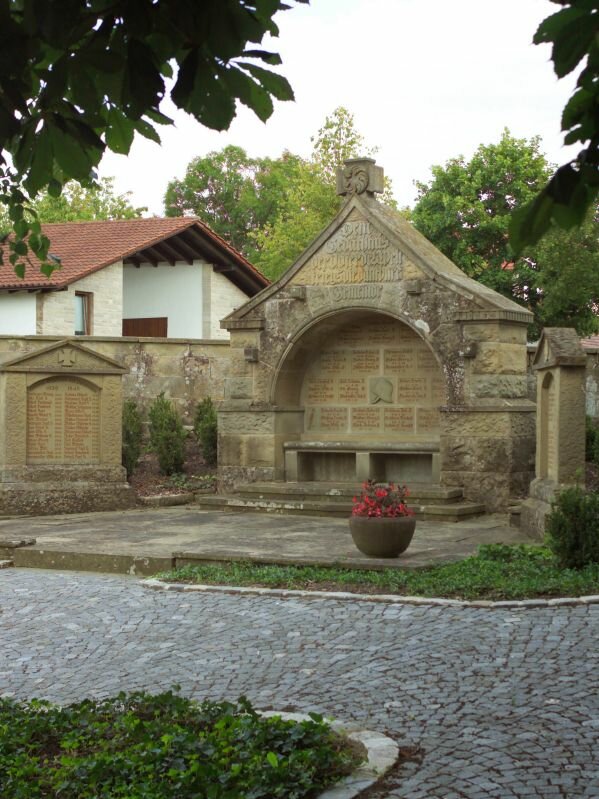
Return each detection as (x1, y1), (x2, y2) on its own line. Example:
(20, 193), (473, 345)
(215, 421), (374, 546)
(74, 292), (92, 335)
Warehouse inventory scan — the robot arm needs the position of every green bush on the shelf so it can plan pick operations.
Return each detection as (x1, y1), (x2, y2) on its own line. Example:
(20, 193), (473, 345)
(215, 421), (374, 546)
(194, 397), (218, 467)
(0, 691), (359, 799)
(148, 393), (186, 475)
(121, 399), (144, 480)
(546, 485), (599, 568)
(586, 415), (599, 463)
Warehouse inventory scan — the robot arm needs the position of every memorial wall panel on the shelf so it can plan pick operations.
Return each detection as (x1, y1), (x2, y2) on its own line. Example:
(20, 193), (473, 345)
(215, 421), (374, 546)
(26, 379), (100, 465)
(300, 318), (444, 439)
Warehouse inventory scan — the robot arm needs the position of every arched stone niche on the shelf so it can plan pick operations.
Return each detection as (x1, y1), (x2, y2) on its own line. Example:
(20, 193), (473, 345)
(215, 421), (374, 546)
(270, 310), (445, 483)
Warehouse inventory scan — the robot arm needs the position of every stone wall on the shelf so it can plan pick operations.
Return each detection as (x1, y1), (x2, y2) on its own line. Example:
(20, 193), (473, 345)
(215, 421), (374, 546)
(37, 261), (123, 336)
(0, 335), (231, 423)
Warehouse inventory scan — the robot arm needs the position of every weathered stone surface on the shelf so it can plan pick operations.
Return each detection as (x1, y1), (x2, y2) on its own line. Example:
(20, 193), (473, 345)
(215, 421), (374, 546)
(0, 340), (132, 515)
(218, 158), (535, 510)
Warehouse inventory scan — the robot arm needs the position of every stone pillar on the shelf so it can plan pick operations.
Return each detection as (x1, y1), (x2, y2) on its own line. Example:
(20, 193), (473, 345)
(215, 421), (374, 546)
(520, 328), (586, 538)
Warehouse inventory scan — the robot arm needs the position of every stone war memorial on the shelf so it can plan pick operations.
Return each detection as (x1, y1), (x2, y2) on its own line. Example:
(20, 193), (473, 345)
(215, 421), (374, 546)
(0, 339), (133, 515)
(218, 158), (536, 514)
(521, 328), (587, 537)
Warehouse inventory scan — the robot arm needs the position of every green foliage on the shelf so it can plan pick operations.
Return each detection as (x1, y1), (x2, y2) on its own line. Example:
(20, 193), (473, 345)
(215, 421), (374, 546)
(0, 690), (358, 799)
(193, 398), (218, 467)
(148, 394), (186, 476)
(547, 486), (599, 569)
(510, 1), (599, 251)
(165, 146), (306, 261)
(253, 106), (396, 279)
(586, 415), (599, 463)
(411, 130), (599, 336)
(33, 177), (146, 223)
(122, 400), (144, 480)
(0, 1), (306, 278)
(157, 544), (599, 601)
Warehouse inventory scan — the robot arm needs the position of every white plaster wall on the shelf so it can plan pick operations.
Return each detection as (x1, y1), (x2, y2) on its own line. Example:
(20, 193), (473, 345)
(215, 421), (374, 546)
(38, 261), (123, 336)
(0, 292), (37, 335)
(123, 261), (203, 338)
(210, 270), (251, 340)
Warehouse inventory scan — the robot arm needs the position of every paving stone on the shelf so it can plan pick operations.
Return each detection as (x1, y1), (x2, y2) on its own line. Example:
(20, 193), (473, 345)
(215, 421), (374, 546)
(0, 569), (597, 798)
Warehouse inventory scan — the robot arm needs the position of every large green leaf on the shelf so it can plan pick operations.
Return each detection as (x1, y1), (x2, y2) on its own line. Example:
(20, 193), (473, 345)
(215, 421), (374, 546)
(105, 108), (136, 154)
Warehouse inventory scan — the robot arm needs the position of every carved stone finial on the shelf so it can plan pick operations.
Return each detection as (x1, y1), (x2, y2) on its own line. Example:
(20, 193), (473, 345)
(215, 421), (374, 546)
(336, 157), (384, 199)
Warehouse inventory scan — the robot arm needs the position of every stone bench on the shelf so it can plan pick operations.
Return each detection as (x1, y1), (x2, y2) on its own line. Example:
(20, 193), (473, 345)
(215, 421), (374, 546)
(283, 440), (440, 484)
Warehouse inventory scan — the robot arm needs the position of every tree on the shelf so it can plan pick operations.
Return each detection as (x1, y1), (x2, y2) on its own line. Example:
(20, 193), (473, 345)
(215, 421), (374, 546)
(412, 130), (599, 336)
(164, 146), (306, 261)
(0, 0), (306, 278)
(252, 107), (396, 279)
(510, 0), (599, 251)
(33, 178), (146, 223)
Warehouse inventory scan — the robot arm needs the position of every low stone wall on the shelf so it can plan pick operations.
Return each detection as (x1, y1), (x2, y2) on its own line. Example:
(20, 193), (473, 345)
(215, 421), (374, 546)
(0, 335), (231, 424)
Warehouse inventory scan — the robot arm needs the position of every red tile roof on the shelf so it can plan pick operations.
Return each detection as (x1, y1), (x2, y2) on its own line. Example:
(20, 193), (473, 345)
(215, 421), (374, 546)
(581, 334), (599, 350)
(0, 217), (268, 291)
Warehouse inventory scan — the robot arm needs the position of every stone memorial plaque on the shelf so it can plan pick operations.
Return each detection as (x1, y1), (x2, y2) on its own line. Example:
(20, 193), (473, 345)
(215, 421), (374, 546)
(351, 407), (381, 431)
(320, 407), (348, 431)
(398, 326), (419, 340)
(417, 407), (440, 433)
(352, 350), (380, 372)
(337, 324), (364, 346)
(319, 351), (348, 372)
(417, 350), (437, 369)
(384, 407), (414, 433)
(367, 323), (397, 346)
(384, 350), (416, 372)
(398, 377), (427, 402)
(27, 379), (100, 465)
(338, 378), (367, 402)
(294, 220), (403, 286)
(306, 378), (335, 404)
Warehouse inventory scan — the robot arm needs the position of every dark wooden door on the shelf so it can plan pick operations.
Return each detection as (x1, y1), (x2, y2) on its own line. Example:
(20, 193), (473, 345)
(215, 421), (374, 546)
(122, 317), (168, 337)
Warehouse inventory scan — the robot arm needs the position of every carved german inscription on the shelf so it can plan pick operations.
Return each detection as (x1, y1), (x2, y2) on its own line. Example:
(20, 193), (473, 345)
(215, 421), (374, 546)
(27, 379), (100, 464)
(293, 220), (404, 285)
(320, 407), (348, 431)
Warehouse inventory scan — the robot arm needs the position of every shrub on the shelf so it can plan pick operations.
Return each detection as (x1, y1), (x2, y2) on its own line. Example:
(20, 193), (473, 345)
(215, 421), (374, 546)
(121, 399), (143, 480)
(194, 397), (218, 466)
(546, 485), (599, 568)
(586, 416), (599, 462)
(148, 393), (186, 475)
(0, 691), (360, 799)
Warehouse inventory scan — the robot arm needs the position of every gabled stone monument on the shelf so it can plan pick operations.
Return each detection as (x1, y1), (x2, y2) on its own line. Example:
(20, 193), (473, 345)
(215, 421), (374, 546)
(0, 339), (134, 515)
(520, 328), (586, 537)
(219, 157), (536, 511)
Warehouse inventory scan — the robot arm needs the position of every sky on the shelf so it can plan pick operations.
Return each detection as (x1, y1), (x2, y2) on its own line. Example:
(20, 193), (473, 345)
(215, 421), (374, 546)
(100, 0), (578, 215)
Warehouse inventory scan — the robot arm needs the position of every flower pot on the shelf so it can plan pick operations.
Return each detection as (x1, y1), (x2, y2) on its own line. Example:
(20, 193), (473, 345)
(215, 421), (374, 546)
(349, 515), (416, 558)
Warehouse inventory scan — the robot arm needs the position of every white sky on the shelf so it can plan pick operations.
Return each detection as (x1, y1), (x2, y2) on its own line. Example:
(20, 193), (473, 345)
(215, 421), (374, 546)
(100, 0), (577, 214)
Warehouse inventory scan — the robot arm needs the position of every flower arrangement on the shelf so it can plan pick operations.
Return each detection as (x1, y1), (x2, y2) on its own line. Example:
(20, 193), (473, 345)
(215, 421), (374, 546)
(351, 480), (414, 518)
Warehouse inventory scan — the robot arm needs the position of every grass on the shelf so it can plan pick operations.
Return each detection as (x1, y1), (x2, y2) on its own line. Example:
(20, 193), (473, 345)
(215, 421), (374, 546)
(0, 691), (361, 799)
(155, 544), (599, 601)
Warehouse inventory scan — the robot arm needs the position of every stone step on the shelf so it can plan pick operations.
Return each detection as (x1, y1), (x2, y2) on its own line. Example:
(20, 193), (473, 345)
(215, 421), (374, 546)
(234, 481), (465, 506)
(0, 559), (14, 569)
(196, 494), (486, 521)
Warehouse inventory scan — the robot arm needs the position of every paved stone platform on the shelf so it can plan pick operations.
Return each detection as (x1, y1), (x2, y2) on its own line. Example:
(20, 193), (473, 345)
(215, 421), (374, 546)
(1, 569), (598, 798)
(0, 507), (531, 574)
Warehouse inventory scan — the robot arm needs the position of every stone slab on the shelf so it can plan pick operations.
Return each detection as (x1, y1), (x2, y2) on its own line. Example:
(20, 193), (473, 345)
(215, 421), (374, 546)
(0, 507), (534, 575)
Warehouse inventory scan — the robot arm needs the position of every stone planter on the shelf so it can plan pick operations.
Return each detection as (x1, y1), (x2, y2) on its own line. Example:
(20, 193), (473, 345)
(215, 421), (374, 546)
(349, 516), (416, 558)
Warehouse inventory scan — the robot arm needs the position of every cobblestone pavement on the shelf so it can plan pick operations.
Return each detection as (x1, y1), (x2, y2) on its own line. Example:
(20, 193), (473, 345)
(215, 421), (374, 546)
(1, 569), (598, 799)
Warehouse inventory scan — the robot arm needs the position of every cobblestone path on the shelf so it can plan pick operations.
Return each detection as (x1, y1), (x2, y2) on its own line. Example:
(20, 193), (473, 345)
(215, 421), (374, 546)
(1, 569), (598, 798)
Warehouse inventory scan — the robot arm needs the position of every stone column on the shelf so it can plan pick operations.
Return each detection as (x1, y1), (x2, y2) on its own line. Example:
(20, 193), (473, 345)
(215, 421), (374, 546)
(520, 328), (586, 538)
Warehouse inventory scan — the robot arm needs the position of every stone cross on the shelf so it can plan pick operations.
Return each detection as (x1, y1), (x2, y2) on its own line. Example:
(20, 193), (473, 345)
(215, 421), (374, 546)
(336, 157), (384, 199)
